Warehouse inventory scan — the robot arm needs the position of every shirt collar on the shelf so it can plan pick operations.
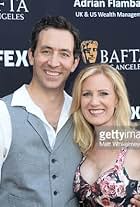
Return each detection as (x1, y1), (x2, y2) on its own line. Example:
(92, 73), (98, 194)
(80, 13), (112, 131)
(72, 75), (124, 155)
(11, 84), (72, 123)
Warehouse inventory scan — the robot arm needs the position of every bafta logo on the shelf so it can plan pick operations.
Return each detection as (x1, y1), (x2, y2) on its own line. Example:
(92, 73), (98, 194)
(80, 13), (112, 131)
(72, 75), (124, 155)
(81, 40), (98, 64)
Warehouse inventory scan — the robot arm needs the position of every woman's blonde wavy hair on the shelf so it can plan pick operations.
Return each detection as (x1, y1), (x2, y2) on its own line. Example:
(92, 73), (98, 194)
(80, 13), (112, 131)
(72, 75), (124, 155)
(70, 63), (131, 153)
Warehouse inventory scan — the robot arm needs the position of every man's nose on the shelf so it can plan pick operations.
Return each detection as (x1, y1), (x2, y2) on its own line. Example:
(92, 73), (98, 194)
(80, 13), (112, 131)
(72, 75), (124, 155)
(47, 53), (60, 67)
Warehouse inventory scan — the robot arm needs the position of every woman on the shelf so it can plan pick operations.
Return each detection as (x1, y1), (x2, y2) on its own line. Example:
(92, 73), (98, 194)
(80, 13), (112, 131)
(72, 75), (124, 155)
(71, 63), (140, 206)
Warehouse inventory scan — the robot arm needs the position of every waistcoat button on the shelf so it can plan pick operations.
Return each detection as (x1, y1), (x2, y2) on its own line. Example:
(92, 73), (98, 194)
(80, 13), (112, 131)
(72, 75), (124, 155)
(51, 159), (56, 163)
(52, 174), (56, 179)
(53, 191), (57, 195)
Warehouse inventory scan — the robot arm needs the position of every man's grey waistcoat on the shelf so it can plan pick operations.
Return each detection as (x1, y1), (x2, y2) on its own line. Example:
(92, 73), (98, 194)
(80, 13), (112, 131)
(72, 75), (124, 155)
(0, 95), (81, 207)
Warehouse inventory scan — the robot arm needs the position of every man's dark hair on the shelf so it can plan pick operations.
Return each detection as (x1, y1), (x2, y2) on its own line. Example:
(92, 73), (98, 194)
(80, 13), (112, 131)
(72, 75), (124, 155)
(30, 16), (81, 59)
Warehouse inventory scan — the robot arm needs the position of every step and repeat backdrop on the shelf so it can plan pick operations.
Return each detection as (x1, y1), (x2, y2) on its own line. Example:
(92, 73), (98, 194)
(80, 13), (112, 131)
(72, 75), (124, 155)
(0, 0), (140, 120)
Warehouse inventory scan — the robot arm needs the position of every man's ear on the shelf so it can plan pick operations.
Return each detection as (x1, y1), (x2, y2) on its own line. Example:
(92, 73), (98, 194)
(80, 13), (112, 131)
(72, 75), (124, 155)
(28, 48), (34, 66)
(71, 56), (80, 73)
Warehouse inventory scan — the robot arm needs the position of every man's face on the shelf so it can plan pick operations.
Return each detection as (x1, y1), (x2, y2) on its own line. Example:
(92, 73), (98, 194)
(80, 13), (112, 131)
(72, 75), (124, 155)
(28, 28), (79, 91)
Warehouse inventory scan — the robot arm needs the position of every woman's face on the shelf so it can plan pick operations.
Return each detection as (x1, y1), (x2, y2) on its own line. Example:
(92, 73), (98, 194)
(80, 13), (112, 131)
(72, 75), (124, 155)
(80, 73), (118, 128)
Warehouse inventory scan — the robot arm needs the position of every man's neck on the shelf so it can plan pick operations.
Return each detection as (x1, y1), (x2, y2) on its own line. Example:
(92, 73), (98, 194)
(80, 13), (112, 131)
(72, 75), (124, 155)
(27, 82), (64, 107)
(26, 83), (65, 128)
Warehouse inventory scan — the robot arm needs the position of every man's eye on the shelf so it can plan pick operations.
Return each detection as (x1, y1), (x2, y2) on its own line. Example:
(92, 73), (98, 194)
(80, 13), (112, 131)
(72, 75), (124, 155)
(43, 50), (50, 54)
(61, 53), (70, 57)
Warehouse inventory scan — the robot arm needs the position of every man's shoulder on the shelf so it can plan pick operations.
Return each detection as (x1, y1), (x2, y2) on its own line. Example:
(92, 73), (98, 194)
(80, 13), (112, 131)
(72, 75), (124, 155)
(1, 84), (25, 104)
(0, 99), (11, 123)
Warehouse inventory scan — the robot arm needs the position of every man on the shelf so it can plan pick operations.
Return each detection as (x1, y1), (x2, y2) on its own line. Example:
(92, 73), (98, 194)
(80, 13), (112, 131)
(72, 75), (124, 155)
(0, 16), (81, 207)
(0, 16), (140, 207)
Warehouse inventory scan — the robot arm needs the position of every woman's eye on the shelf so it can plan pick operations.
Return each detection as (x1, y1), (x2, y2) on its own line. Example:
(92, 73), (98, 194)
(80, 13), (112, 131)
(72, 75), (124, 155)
(82, 92), (92, 97)
(100, 91), (109, 96)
